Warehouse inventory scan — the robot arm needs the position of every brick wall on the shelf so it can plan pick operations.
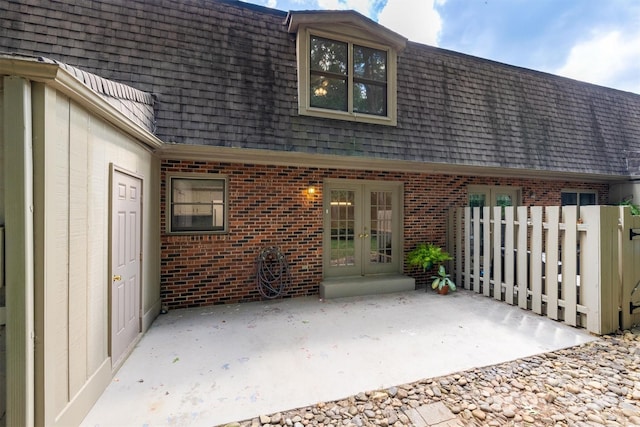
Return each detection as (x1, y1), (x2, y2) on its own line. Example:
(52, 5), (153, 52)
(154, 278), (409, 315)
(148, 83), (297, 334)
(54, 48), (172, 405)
(161, 160), (609, 309)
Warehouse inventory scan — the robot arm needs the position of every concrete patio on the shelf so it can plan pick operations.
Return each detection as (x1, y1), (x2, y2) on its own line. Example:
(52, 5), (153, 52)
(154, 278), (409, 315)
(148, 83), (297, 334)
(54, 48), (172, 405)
(80, 289), (596, 427)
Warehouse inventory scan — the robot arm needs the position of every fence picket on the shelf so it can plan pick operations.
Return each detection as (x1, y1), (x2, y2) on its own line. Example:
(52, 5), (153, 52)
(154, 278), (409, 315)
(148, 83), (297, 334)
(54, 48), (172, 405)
(464, 207), (471, 290)
(531, 207), (543, 314)
(562, 206), (578, 326)
(517, 207), (528, 309)
(472, 208), (481, 293)
(455, 208), (463, 289)
(451, 204), (626, 335)
(483, 207), (491, 297)
(504, 207), (515, 305)
(493, 206), (503, 300)
(545, 206), (560, 320)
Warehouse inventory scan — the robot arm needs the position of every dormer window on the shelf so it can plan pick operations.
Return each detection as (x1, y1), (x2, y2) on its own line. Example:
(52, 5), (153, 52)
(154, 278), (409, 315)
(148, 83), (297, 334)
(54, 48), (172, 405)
(287, 11), (407, 126)
(310, 35), (388, 116)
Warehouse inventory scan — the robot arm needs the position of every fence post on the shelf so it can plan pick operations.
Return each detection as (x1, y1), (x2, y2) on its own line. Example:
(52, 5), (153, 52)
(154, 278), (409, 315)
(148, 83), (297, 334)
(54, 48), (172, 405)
(580, 206), (619, 334)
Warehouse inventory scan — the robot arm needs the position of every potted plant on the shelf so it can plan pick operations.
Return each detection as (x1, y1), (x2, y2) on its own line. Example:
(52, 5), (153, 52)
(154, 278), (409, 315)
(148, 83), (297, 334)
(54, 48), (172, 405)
(406, 243), (456, 294)
(406, 243), (452, 272)
(431, 264), (456, 294)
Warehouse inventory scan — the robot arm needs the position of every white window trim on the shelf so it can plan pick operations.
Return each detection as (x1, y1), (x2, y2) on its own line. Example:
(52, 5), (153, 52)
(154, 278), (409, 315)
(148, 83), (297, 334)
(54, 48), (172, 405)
(296, 25), (399, 126)
(166, 173), (229, 234)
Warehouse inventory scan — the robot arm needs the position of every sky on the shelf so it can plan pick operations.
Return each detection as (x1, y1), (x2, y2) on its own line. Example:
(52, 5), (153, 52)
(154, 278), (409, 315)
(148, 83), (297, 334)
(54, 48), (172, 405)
(240, 0), (640, 95)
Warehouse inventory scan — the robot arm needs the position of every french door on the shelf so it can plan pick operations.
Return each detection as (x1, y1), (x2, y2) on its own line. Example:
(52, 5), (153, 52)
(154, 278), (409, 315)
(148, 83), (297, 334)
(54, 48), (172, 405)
(323, 180), (402, 278)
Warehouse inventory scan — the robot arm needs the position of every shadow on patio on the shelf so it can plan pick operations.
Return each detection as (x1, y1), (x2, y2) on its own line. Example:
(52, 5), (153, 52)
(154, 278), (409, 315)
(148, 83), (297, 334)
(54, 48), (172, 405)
(80, 289), (596, 427)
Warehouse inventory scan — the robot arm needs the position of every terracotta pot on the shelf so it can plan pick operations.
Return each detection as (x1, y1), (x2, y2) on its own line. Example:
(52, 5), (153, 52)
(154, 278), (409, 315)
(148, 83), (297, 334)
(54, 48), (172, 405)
(438, 285), (449, 295)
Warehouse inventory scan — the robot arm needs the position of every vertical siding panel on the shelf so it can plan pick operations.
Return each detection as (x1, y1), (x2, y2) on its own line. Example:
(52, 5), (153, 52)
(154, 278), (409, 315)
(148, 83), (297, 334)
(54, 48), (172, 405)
(68, 102), (89, 398)
(87, 117), (108, 373)
(48, 92), (71, 416)
(0, 80), (4, 225)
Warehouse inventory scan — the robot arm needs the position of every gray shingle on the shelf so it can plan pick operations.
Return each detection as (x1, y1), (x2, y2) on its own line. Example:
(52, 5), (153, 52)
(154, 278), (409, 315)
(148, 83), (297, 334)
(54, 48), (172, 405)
(1, 0), (639, 177)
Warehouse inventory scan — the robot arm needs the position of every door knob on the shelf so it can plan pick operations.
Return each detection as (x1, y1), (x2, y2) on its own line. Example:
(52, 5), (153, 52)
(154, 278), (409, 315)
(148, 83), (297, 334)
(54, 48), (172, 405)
(113, 275), (122, 282)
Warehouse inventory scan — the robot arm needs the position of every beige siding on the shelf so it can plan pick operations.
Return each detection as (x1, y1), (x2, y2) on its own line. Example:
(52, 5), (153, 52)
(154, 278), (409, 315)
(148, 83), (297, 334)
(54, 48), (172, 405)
(0, 75), (5, 425)
(0, 79), (4, 225)
(32, 84), (160, 426)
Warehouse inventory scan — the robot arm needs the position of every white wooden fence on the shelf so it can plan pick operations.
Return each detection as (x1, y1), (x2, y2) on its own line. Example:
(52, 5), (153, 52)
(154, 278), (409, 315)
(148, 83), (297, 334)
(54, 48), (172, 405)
(447, 206), (640, 334)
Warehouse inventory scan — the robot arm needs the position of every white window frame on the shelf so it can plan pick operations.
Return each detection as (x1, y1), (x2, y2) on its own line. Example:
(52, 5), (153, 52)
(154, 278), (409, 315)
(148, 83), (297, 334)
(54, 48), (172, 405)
(166, 174), (229, 234)
(296, 25), (399, 126)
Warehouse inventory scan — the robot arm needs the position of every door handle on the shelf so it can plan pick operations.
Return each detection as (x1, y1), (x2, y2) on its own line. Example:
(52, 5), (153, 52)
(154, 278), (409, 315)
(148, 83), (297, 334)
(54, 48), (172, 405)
(113, 275), (122, 282)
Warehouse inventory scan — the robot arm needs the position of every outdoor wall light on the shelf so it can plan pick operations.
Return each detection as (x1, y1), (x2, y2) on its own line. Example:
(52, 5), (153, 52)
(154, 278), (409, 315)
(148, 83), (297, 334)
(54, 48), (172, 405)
(307, 186), (316, 195)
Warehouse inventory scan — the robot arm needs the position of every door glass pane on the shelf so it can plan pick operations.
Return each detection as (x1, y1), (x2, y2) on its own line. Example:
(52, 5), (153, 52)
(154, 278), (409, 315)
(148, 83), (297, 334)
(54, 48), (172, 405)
(495, 193), (513, 220)
(370, 191), (393, 264)
(469, 193), (486, 207)
(330, 190), (355, 267)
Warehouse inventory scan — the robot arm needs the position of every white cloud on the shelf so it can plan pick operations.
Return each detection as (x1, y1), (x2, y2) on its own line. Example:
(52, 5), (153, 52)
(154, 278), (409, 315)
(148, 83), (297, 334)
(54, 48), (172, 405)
(555, 29), (640, 94)
(316, 0), (374, 16)
(378, 0), (443, 46)
(309, 0), (443, 45)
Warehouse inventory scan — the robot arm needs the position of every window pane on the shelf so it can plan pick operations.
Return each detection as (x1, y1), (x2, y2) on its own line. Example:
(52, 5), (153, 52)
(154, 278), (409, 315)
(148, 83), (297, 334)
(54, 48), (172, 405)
(580, 192), (596, 206)
(353, 45), (386, 82)
(310, 75), (347, 111)
(561, 192), (577, 206)
(171, 178), (225, 232)
(353, 82), (387, 116)
(310, 36), (347, 74)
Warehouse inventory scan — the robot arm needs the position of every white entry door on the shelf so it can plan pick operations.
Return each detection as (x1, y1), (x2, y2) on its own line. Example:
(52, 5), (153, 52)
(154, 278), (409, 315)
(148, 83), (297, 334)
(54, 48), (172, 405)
(111, 169), (142, 367)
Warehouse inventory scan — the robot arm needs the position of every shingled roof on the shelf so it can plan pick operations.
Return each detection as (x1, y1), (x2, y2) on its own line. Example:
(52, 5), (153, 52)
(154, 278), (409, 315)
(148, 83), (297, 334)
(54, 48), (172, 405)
(2, 0), (639, 178)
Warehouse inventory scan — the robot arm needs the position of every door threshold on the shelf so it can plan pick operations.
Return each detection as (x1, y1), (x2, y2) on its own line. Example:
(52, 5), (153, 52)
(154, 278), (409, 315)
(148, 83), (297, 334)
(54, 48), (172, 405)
(320, 274), (415, 299)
